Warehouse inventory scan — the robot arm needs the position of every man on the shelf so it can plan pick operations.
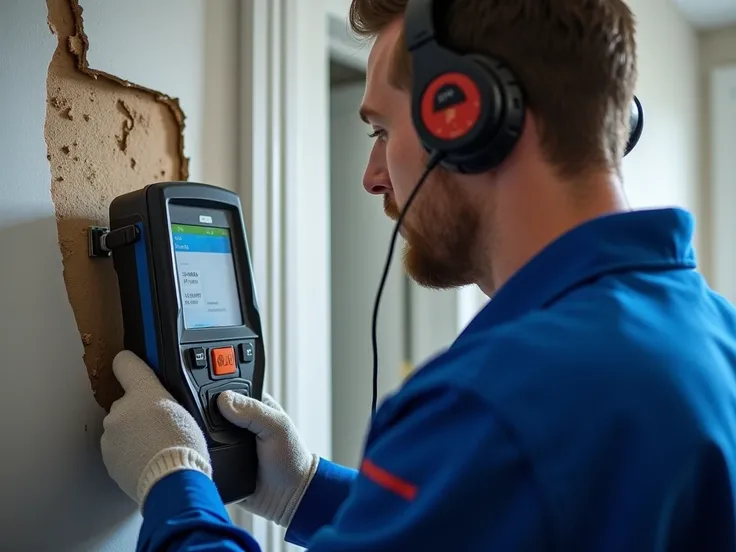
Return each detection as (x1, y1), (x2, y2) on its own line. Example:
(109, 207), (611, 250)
(101, 0), (736, 550)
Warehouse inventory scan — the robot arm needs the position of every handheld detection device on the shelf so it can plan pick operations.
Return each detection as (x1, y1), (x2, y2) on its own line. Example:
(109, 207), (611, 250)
(89, 181), (265, 503)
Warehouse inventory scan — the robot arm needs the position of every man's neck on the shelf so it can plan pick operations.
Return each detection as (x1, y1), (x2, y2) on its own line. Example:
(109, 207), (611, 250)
(476, 170), (630, 297)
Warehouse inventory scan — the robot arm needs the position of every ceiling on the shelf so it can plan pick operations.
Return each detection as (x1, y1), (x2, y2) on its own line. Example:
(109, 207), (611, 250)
(672, 0), (736, 28)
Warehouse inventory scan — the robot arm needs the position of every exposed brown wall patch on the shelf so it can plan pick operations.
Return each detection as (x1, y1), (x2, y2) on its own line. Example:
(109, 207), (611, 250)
(45, 0), (189, 411)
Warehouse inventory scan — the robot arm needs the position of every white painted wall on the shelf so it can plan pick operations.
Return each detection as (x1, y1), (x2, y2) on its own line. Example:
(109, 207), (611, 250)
(698, 24), (736, 280)
(326, 0), (352, 21)
(83, 0), (206, 183)
(201, 0), (241, 192)
(621, 0), (701, 216)
(672, 0), (736, 29)
(710, 66), (736, 303)
(0, 0), (241, 549)
(1, 1), (140, 549)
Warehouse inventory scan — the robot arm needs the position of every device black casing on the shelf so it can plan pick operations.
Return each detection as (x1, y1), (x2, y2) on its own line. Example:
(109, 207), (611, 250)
(108, 181), (265, 504)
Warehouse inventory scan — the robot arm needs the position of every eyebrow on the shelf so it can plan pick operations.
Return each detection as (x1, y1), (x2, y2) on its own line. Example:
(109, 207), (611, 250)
(359, 105), (381, 124)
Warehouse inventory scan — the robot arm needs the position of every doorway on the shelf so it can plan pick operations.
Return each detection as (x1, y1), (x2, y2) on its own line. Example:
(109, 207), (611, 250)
(326, 20), (466, 468)
(328, 57), (409, 468)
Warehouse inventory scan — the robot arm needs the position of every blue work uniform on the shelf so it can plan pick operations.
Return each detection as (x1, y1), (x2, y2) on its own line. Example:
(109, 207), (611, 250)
(137, 207), (736, 551)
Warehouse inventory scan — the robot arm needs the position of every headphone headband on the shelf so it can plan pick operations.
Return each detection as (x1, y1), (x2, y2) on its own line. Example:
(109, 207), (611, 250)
(404, 0), (436, 51)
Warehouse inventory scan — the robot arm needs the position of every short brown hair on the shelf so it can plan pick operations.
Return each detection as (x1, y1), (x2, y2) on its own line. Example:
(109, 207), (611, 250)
(349, 0), (637, 178)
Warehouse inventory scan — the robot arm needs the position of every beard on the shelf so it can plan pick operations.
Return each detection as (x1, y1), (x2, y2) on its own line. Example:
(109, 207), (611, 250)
(384, 168), (482, 289)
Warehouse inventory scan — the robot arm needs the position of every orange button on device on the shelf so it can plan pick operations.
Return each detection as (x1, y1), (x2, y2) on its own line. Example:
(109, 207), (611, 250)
(211, 346), (237, 376)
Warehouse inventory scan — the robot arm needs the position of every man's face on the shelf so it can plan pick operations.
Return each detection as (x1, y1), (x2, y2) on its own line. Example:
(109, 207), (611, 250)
(360, 19), (482, 289)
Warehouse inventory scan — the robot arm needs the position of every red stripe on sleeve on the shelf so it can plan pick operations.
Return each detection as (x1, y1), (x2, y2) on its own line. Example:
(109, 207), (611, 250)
(360, 458), (418, 501)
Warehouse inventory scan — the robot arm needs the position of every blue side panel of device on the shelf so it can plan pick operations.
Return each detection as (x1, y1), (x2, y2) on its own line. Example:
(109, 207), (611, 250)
(134, 222), (160, 373)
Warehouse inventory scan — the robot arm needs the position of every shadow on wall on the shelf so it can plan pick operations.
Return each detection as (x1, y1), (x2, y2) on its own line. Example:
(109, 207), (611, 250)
(0, 215), (140, 551)
(44, 0), (188, 410)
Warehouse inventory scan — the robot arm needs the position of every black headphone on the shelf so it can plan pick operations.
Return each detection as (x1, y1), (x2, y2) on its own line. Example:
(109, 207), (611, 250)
(403, 0), (644, 174)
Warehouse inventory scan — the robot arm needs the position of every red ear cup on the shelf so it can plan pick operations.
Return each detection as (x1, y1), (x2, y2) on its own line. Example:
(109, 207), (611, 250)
(420, 72), (483, 141)
(411, 52), (526, 174)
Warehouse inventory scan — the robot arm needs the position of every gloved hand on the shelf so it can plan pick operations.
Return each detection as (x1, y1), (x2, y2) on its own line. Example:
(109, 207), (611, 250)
(101, 351), (212, 506)
(217, 390), (319, 527)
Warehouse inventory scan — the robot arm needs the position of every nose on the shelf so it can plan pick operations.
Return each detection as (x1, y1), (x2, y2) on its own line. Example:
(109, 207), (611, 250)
(363, 174), (391, 195)
(363, 146), (391, 195)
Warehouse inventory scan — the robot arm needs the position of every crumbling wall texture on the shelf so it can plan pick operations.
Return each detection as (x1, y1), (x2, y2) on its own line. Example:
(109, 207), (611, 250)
(45, 0), (189, 411)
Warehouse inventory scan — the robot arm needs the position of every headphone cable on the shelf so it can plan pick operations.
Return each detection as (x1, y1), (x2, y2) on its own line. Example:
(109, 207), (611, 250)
(371, 150), (445, 418)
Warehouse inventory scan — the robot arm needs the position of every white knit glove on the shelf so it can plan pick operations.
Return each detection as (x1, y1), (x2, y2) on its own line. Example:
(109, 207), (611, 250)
(101, 351), (212, 506)
(217, 391), (319, 527)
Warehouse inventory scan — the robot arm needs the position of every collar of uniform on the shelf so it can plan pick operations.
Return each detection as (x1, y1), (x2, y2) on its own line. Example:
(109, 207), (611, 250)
(457, 207), (697, 341)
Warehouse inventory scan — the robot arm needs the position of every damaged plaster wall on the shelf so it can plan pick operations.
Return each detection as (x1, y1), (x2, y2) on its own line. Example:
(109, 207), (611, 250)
(45, 0), (189, 411)
(0, 0), (220, 549)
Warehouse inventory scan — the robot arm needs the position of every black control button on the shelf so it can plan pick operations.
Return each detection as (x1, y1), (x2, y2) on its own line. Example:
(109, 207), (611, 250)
(239, 341), (255, 363)
(209, 393), (226, 427)
(189, 347), (207, 368)
(201, 381), (252, 432)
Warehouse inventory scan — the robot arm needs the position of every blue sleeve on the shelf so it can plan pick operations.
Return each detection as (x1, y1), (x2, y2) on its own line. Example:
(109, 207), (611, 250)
(137, 470), (261, 552)
(285, 458), (358, 547)
(305, 385), (552, 551)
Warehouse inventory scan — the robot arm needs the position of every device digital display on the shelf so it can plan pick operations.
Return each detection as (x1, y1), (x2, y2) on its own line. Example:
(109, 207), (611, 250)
(172, 223), (243, 329)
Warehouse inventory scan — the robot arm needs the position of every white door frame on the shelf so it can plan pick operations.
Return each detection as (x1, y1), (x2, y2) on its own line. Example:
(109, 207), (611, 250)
(238, 1), (332, 549)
